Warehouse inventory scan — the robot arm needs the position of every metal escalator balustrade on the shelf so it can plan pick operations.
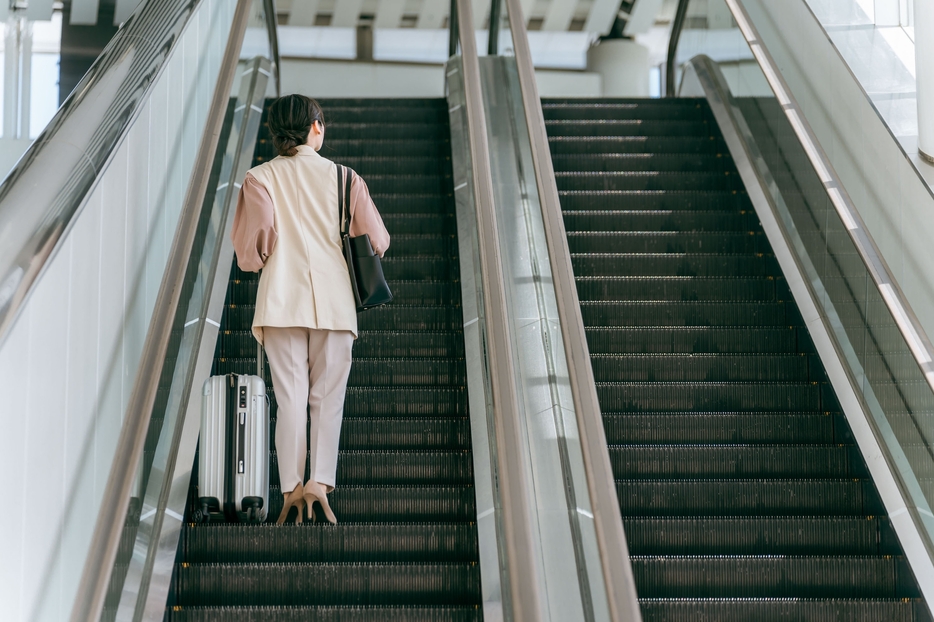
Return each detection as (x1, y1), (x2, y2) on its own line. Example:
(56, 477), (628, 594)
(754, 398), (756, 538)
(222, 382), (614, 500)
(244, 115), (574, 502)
(544, 96), (930, 621)
(168, 98), (484, 621)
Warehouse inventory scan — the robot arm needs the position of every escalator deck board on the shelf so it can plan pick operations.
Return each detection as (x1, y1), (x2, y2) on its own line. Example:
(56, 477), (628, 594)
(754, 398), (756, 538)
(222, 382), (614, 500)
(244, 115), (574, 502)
(543, 97), (929, 617)
(170, 98), (482, 616)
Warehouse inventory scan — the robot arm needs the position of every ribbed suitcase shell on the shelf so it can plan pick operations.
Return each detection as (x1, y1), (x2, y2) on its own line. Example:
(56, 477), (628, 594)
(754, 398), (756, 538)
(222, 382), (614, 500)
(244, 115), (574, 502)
(199, 375), (269, 522)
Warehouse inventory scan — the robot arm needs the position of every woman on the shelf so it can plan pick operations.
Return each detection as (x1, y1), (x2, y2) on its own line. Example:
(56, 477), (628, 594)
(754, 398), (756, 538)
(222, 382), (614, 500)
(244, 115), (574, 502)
(231, 95), (389, 525)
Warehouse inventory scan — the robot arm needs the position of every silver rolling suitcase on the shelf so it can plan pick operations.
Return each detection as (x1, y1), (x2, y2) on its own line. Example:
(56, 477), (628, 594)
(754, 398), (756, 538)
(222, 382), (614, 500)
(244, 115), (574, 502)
(195, 373), (269, 523)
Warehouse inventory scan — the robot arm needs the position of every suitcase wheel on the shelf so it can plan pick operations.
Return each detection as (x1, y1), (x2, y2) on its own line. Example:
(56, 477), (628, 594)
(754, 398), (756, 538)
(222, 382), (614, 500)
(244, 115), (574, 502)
(243, 496), (265, 524)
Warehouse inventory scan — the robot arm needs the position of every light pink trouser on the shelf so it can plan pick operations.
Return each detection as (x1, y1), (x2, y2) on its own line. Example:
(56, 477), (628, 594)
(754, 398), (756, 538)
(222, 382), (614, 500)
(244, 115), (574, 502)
(263, 327), (353, 493)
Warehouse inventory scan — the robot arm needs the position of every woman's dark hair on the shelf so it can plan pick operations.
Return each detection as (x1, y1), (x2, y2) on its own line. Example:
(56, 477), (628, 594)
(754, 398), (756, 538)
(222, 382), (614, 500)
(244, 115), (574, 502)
(267, 94), (325, 157)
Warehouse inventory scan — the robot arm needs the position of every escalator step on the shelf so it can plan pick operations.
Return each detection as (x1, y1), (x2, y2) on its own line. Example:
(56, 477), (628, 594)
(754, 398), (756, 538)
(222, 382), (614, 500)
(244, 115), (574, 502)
(182, 523), (479, 563)
(558, 191), (751, 212)
(363, 174), (452, 196)
(380, 256), (457, 280)
(638, 598), (922, 622)
(623, 516), (894, 555)
(376, 281), (459, 305)
(563, 210), (761, 233)
(549, 135), (726, 155)
(357, 306), (462, 332)
(379, 212), (456, 234)
(349, 358), (465, 386)
(575, 277), (781, 302)
(319, 98), (447, 107)
(543, 104), (709, 122)
(268, 450), (474, 486)
(322, 139), (451, 159)
(607, 445), (853, 478)
(584, 327), (799, 354)
(590, 354), (811, 382)
(570, 253), (779, 277)
(615, 479), (880, 515)
(545, 119), (712, 137)
(167, 605), (482, 622)
(556, 171), (744, 192)
(366, 195), (456, 215)
(551, 153), (735, 173)
(630, 555), (900, 598)
(330, 156), (450, 176)
(344, 387), (466, 416)
(264, 485), (477, 522)
(353, 331), (464, 358)
(377, 234), (457, 255)
(340, 417), (471, 450)
(579, 301), (791, 327)
(603, 412), (836, 444)
(173, 562), (481, 606)
(325, 123), (452, 141)
(325, 108), (449, 124)
(597, 382), (820, 412)
(567, 231), (767, 254)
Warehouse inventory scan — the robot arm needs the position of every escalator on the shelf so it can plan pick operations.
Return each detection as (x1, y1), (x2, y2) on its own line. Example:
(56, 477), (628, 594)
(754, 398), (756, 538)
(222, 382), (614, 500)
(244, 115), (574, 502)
(544, 97), (931, 621)
(167, 98), (483, 621)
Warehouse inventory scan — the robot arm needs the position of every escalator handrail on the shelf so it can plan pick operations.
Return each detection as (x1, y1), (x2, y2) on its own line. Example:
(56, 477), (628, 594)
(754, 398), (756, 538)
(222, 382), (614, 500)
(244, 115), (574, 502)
(719, 0), (934, 428)
(502, 1), (644, 620)
(68, 2), (256, 620)
(452, 1), (544, 619)
(665, 0), (691, 97)
(263, 0), (281, 95)
(0, 0), (280, 351)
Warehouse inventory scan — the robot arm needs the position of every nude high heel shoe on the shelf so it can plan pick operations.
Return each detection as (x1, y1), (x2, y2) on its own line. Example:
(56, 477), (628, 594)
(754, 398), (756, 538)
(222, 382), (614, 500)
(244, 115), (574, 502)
(304, 480), (337, 524)
(276, 483), (305, 525)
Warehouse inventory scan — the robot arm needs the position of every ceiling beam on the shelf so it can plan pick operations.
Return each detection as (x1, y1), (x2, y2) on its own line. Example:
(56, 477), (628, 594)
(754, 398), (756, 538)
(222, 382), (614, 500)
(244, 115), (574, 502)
(288, 0), (320, 26)
(332, 0), (364, 27)
(543, 0), (576, 31)
(417, 0), (447, 28)
(69, 0), (100, 25)
(584, 0), (621, 35)
(374, 0), (407, 28)
(114, 0), (142, 25)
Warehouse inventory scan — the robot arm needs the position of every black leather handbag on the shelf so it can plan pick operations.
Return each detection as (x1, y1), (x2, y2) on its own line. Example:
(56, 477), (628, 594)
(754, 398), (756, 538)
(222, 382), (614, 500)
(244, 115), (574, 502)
(337, 165), (393, 312)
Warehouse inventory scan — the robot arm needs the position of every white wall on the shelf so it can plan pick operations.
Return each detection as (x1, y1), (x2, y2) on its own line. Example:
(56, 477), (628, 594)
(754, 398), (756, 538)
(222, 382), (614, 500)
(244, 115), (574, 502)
(280, 57), (602, 98)
(0, 0), (236, 619)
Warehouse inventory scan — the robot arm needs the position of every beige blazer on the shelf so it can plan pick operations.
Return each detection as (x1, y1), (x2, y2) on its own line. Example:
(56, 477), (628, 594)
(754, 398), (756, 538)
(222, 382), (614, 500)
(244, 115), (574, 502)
(231, 145), (390, 344)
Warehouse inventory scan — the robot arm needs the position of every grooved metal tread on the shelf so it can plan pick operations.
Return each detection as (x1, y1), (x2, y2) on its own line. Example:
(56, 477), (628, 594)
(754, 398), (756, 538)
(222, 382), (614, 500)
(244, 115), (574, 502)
(171, 98), (482, 616)
(544, 97), (928, 619)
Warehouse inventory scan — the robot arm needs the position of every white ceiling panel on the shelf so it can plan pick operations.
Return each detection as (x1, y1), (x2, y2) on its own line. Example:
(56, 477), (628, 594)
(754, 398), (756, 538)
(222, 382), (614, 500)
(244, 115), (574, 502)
(374, 0), (407, 28)
(288, 0), (320, 26)
(114, 0), (143, 25)
(332, 0), (364, 27)
(624, 0), (665, 35)
(584, 0), (621, 34)
(417, 0), (448, 28)
(517, 0), (537, 23)
(472, 0), (488, 27)
(25, 0), (54, 21)
(69, 0), (100, 25)
(543, 0), (576, 30)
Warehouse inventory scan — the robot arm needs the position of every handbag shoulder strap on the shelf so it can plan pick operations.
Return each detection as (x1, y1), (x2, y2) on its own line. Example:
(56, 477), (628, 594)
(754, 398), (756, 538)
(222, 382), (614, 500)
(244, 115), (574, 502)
(337, 164), (346, 236)
(337, 164), (354, 237)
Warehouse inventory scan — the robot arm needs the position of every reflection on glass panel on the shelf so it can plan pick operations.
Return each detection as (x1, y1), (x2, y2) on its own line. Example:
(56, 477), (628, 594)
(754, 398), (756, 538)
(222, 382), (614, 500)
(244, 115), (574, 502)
(0, 10), (60, 178)
(678, 2), (934, 553)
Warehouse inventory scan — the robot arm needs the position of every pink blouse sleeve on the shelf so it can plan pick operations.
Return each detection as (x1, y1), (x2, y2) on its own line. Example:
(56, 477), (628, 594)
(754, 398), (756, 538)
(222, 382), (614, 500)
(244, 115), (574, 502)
(348, 171), (390, 257)
(231, 172), (278, 272)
